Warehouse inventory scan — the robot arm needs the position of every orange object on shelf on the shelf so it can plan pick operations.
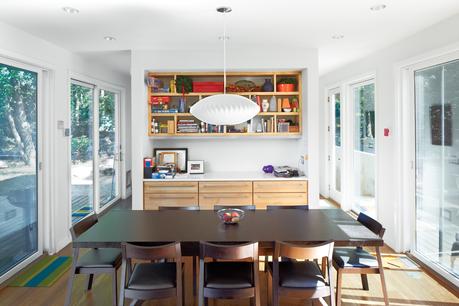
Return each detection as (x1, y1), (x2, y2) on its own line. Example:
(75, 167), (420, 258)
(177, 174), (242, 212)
(281, 98), (291, 109)
(277, 83), (295, 92)
(150, 96), (171, 104)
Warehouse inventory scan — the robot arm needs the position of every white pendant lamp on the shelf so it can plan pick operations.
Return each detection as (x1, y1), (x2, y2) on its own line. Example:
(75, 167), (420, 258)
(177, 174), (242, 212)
(190, 7), (259, 125)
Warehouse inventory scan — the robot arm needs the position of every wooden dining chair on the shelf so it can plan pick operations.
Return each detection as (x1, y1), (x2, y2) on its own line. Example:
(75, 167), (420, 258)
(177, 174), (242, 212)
(268, 241), (335, 306)
(199, 241), (260, 306)
(65, 214), (122, 306)
(266, 205), (309, 210)
(119, 242), (183, 306)
(159, 205), (199, 297)
(333, 213), (389, 306)
(214, 204), (256, 211)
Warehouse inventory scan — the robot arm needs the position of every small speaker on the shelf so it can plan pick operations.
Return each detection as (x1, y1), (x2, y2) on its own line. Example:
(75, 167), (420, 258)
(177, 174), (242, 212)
(143, 167), (153, 179)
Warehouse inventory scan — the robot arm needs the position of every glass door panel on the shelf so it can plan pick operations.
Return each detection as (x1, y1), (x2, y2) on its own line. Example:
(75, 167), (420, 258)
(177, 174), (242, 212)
(351, 81), (376, 217)
(0, 63), (38, 277)
(329, 89), (342, 203)
(70, 82), (94, 223)
(415, 59), (459, 278)
(98, 89), (120, 208)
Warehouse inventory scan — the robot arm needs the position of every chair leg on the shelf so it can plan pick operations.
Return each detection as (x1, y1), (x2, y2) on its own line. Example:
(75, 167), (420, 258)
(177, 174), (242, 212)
(264, 255), (268, 272)
(376, 247), (389, 306)
(272, 283), (279, 306)
(112, 270), (118, 306)
(360, 274), (369, 291)
(64, 268), (76, 306)
(199, 259), (205, 306)
(86, 274), (94, 291)
(193, 256), (197, 296)
(335, 269), (343, 306)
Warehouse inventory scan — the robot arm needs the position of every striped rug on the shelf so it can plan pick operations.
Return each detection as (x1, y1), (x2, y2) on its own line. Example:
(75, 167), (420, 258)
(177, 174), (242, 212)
(72, 206), (92, 223)
(9, 256), (72, 287)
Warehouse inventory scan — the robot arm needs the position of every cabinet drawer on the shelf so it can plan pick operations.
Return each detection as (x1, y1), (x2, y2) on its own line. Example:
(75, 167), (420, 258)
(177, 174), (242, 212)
(144, 181), (198, 194)
(253, 181), (307, 193)
(144, 194), (199, 210)
(253, 193), (308, 209)
(199, 193), (253, 210)
(199, 181), (252, 193)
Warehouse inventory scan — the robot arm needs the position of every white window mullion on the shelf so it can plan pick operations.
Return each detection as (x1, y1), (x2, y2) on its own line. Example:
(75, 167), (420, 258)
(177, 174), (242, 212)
(93, 87), (100, 214)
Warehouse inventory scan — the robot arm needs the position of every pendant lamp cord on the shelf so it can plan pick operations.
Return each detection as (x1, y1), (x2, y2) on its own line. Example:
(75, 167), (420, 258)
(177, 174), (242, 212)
(223, 11), (227, 94)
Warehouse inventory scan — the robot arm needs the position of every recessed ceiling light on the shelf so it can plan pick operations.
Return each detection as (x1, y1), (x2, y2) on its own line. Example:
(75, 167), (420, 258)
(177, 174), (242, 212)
(104, 36), (116, 41)
(62, 6), (79, 14)
(370, 4), (387, 11)
(332, 34), (344, 40)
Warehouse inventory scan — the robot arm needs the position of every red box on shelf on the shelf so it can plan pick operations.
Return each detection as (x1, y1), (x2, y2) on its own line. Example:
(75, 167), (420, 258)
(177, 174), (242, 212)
(150, 96), (171, 104)
(192, 82), (224, 93)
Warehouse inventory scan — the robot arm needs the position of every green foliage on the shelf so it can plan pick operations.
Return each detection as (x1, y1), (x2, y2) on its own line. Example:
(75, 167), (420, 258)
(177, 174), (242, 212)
(71, 136), (90, 161)
(0, 64), (37, 161)
(277, 77), (297, 85)
(176, 76), (193, 93)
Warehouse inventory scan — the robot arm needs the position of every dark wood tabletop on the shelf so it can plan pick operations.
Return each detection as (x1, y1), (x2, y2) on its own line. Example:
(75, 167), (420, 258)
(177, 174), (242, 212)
(73, 209), (383, 249)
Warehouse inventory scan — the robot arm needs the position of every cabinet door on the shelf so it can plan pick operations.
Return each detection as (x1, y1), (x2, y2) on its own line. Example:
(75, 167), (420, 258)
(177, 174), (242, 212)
(253, 181), (307, 193)
(199, 181), (252, 193)
(144, 181), (198, 194)
(144, 194), (199, 210)
(199, 193), (253, 210)
(253, 193), (308, 209)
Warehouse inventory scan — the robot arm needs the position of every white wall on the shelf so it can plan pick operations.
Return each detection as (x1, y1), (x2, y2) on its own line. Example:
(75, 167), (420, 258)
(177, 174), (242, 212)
(131, 48), (319, 210)
(319, 13), (459, 251)
(0, 20), (131, 254)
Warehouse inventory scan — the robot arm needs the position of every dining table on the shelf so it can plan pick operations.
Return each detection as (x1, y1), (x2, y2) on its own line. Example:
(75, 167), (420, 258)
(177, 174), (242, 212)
(72, 209), (384, 250)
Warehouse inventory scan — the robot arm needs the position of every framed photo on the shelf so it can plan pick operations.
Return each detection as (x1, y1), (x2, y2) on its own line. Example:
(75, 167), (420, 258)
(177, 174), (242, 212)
(154, 148), (188, 173)
(188, 160), (204, 174)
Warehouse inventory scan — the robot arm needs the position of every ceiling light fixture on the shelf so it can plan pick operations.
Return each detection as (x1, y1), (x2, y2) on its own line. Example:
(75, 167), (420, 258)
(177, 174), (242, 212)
(190, 7), (259, 125)
(104, 36), (116, 41)
(332, 34), (344, 40)
(62, 6), (79, 14)
(370, 4), (387, 11)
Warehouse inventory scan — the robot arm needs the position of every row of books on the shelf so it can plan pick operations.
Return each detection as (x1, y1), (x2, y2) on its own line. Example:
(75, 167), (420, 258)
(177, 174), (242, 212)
(177, 119), (199, 133)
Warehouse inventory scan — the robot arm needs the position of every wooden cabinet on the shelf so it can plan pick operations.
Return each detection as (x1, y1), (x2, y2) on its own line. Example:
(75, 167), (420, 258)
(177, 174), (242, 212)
(253, 181), (307, 193)
(144, 181), (198, 194)
(199, 193), (253, 210)
(199, 181), (252, 193)
(143, 179), (308, 209)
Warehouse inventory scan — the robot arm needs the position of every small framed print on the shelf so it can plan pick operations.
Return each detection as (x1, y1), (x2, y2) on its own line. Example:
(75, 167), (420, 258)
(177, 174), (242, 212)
(187, 160), (204, 174)
(154, 148), (188, 173)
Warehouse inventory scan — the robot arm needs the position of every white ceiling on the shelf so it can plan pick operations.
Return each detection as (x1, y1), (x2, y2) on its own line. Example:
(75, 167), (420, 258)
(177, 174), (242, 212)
(1, 0), (459, 75)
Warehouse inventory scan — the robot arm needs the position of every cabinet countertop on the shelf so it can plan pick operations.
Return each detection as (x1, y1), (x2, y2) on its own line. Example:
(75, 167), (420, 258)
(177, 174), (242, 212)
(143, 171), (308, 182)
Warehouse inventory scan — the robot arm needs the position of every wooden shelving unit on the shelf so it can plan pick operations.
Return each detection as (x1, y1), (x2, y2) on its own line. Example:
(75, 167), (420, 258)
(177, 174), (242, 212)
(147, 71), (303, 138)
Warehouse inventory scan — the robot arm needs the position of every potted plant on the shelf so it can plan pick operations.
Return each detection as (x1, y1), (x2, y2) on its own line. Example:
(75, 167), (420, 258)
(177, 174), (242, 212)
(277, 77), (297, 92)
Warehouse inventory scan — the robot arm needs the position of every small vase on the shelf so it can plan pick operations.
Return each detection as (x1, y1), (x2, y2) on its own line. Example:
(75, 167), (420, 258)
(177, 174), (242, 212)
(262, 99), (269, 112)
(262, 79), (274, 92)
(269, 96), (277, 112)
(178, 97), (186, 113)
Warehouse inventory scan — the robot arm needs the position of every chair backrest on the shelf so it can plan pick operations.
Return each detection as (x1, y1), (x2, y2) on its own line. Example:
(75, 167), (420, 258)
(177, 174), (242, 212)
(267, 205), (309, 210)
(214, 205), (256, 211)
(274, 241), (334, 261)
(159, 206), (200, 211)
(70, 213), (98, 240)
(357, 213), (385, 238)
(200, 241), (258, 260)
(122, 242), (181, 261)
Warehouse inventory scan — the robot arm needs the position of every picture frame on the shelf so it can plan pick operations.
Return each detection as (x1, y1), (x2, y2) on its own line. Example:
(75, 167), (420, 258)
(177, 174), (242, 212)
(187, 160), (204, 174)
(154, 148), (188, 173)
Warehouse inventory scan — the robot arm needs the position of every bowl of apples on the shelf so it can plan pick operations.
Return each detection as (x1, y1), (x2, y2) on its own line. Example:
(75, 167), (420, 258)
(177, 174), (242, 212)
(217, 208), (245, 225)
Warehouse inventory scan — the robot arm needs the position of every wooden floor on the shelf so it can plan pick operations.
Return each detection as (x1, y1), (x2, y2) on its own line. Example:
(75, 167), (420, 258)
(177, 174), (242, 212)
(0, 245), (458, 306)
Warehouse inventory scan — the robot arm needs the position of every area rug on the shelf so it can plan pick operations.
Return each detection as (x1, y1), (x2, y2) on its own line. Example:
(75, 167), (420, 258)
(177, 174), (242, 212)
(9, 256), (72, 287)
(373, 253), (421, 271)
(72, 206), (92, 223)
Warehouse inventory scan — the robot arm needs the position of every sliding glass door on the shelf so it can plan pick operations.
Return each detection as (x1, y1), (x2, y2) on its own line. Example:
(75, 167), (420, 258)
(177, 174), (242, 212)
(70, 82), (95, 223)
(328, 88), (342, 203)
(351, 80), (376, 217)
(70, 81), (120, 223)
(98, 89), (120, 208)
(0, 61), (41, 280)
(414, 59), (459, 280)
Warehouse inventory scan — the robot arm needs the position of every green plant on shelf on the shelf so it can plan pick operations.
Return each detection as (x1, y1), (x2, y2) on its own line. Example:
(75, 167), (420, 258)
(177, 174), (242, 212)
(175, 76), (193, 93)
(277, 77), (297, 85)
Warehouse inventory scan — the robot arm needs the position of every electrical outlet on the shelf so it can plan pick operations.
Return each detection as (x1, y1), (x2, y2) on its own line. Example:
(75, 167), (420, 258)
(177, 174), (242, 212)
(299, 155), (305, 165)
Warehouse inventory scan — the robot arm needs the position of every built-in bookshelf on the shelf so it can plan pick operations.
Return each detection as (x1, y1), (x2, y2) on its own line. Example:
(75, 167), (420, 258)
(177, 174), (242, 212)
(146, 71), (302, 138)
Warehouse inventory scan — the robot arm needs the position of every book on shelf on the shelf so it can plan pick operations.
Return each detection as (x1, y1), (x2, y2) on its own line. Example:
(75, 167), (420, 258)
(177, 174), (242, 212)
(152, 109), (178, 113)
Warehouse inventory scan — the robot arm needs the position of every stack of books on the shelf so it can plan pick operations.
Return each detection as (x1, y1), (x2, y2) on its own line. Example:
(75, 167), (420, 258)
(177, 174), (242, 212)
(177, 119), (199, 133)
